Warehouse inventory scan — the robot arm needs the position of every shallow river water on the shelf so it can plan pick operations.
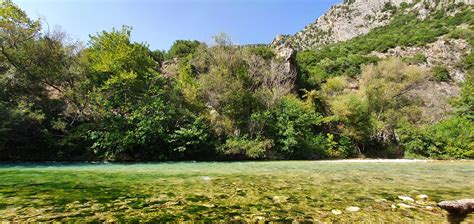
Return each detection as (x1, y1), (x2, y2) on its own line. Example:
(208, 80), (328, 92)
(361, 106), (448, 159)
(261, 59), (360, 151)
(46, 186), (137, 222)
(0, 160), (473, 222)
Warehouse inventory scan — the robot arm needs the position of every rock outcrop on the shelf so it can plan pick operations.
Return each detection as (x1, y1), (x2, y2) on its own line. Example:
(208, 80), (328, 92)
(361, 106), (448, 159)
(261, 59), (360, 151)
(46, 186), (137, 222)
(371, 37), (471, 82)
(161, 58), (179, 78)
(408, 81), (461, 123)
(274, 44), (297, 79)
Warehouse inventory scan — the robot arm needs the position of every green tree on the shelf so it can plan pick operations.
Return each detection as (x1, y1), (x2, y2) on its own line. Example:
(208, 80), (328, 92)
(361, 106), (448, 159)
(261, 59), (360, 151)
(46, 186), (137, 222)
(265, 95), (323, 158)
(360, 58), (427, 143)
(167, 40), (202, 59)
(1, 0), (84, 159)
(329, 93), (373, 154)
(82, 27), (189, 159)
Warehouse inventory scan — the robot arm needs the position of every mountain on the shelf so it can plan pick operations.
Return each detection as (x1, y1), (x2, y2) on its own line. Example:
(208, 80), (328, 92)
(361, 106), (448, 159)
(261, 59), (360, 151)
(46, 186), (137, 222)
(270, 0), (473, 137)
(272, 0), (472, 50)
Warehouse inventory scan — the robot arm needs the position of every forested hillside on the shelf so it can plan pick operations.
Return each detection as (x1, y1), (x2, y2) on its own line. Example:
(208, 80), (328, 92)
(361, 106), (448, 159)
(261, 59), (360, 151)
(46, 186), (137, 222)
(0, 0), (472, 161)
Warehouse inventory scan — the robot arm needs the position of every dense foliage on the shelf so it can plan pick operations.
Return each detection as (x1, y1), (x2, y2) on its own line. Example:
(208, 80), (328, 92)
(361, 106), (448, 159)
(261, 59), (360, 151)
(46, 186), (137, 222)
(0, 1), (472, 161)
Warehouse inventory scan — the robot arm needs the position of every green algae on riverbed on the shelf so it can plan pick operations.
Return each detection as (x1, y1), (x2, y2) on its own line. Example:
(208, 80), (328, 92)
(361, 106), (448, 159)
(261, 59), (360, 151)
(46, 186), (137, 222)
(0, 161), (473, 222)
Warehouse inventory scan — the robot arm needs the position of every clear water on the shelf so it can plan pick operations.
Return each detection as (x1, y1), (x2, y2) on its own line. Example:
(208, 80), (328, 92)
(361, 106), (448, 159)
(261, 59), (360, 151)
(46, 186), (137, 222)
(0, 161), (473, 222)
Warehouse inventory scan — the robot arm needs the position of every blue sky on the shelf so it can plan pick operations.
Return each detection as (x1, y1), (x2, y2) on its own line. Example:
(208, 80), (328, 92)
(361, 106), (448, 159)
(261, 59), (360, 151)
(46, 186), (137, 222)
(14, 0), (341, 50)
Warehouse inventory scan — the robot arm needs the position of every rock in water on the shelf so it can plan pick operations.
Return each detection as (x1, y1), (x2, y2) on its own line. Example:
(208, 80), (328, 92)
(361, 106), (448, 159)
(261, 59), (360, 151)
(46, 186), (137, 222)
(417, 194), (429, 201)
(346, 206), (360, 212)
(398, 195), (415, 202)
(272, 196), (288, 204)
(438, 199), (474, 212)
(397, 203), (414, 209)
(438, 199), (474, 224)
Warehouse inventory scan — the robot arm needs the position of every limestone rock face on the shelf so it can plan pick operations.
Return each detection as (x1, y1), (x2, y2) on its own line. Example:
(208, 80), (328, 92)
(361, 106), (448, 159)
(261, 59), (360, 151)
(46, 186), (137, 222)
(275, 45), (297, 78)
(161, 58), (179, 78)
(275, 46), (296, 61)
(372, 38), (471, 82)
(271, 0), (473, 50)
(413, 78), (462, 122)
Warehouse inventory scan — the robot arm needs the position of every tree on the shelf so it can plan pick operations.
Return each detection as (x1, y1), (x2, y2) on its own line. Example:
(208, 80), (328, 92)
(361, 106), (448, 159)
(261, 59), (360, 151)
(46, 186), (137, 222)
(264, 95), (323, 158)
(329, 93), (373, 155)
(212, 32), (232, 47)
(82, 27), (184, 159)
(360, 58), (427, 143)
(167, 40), (202, 59)
(0, 1), (84, 159)
(317, 58), (427, 156)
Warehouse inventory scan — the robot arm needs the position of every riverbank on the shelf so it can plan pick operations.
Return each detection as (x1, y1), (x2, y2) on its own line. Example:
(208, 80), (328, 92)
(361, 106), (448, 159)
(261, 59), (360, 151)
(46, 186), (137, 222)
(319, 159), (432, 163)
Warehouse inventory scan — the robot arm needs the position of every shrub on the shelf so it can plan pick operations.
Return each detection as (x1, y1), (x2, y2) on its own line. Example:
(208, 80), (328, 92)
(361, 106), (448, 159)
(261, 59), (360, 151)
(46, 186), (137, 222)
(247, 46), (275, 60)
(322, 134), (355, 158)
(382, 2), (397, 13)
(403, 53), (427, 64)
(432, 65), (450, 82)
(429, 116), (474, 159)
(267, 95), (323, 156)
(221, 137), (273, 159)
(167, 40), (202, 59)
(399, 116), (474, 159)
(448, 27), (474, 47)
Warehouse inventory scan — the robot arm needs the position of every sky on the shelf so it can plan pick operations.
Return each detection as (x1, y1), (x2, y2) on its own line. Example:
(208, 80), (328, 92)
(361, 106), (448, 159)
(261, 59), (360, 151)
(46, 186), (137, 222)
(14, 0), (341, 51)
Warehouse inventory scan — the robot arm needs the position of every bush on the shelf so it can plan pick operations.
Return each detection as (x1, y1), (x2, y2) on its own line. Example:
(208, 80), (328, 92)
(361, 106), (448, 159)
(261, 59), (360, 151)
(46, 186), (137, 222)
(247, 46), (275, 60)
(448, 28), (474, 45)
(296, 50), (379, 90)
(399, 116), (474, 159)
(432, 65), (450, 82)
(244, 95), (326, 159)
(167, 40), (202, 59)
(221, 137), (273, 159)
(322, 134), (355, 158)
(454, 71), (474, 118)
(382, 2), (397, 13)
(403, 53), (427, 64)
(429, 116), (474, 159)
(295, 8), (474, 90)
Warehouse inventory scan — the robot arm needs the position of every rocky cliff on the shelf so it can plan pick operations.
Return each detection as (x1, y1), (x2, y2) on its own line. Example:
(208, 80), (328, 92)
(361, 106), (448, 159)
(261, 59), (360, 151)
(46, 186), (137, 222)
(272, 0), (473, 50)
(271, 0), (473, 124)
